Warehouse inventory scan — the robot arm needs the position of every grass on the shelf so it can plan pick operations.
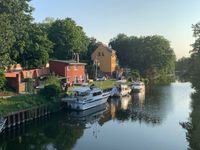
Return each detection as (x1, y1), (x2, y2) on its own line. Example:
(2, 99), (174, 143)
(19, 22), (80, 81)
(0, 94), (54, 116)
(92, 79), (116, 90)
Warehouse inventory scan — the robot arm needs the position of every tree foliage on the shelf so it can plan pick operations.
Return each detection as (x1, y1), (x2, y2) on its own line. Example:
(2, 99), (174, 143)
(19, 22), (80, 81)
(19, 24), (53, 69)
(81, 37), (101, 63)
(189, 22), (200, 91)
(0, 13), (15, 68)
(48, 18), (89, 59)
(0, 0), (34, 63)
(0, 69), (6, 90)
(109, 34), (176, 82)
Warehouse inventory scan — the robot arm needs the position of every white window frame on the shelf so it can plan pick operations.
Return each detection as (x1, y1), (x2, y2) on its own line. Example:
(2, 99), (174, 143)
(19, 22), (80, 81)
(75, 65), (78, 70)
(67, 65), (70, 70)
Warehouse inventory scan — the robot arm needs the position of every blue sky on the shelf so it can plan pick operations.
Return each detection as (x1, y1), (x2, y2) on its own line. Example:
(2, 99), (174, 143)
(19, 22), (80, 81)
(30, 0), (200, 59)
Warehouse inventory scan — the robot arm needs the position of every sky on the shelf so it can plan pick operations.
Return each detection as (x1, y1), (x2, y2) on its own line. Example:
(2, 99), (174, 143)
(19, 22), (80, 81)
(30, 0), (200, 59)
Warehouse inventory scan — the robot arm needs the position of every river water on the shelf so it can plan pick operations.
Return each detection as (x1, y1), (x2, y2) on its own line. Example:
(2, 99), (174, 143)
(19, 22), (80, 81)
(0, 82), (194, 150)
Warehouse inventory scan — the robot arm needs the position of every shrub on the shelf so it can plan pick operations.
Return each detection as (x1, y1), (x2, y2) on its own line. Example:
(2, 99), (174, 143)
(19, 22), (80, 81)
(40, 84), (61, 100)
(45, 74), (61, 87)
(0, 70), (6, 90)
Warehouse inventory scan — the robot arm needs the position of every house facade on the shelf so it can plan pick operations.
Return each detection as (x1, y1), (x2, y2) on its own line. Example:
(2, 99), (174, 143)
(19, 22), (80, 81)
(5, 67), (50, 93)
(91, 44), (117, 75)
(49, 60), (86, 85)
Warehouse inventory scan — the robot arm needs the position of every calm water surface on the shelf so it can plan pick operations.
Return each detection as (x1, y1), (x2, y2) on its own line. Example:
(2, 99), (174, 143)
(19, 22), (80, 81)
(0, 82), (194, 150)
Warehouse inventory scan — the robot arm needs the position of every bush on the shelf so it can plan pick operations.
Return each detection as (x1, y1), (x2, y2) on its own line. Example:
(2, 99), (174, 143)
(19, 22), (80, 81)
(141, 78), (149, 85)
(0, 70), (6, 90)
(45, 74), (61, 87)
(131, 69), (140, 80)
(40, 84), (61, 100)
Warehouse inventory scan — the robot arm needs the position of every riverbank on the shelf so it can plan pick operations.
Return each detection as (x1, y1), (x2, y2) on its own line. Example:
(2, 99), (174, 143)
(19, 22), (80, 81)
(0, 94), (60, 116)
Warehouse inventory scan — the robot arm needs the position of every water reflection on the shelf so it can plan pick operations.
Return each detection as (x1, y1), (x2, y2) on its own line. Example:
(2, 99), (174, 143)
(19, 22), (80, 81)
(182, 91), (200, 150)
(0, 82), (192, 150)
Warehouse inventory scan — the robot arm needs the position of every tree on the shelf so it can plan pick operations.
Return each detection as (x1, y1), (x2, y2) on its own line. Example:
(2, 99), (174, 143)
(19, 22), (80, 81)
(0, 13), (15, 68)
(48, 18), (89, 60)
(109, 34), (176, 83)
(81, 37), (101, 63)
(19, 24), (53, 69)
(0, 0), (34, 63)
(0, 69), (6, 90)
(189, 22), (200, 91)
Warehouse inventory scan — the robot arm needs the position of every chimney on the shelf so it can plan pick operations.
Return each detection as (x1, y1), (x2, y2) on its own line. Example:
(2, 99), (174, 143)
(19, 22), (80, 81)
(76, 53), (79, 63)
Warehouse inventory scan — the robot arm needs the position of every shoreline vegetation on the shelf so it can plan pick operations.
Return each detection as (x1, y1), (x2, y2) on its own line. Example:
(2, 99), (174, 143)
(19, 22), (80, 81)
(0, 94), (60, 116)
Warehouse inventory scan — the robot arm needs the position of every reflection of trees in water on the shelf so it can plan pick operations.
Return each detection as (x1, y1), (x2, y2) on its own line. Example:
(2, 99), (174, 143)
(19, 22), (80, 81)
(104, 85), (174, 125)
(181, 92), (200, 150)
(0, 112), (84, 150)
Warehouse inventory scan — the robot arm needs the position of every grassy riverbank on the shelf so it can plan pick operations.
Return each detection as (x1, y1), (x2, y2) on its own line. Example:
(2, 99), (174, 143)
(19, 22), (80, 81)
(0, 94), (59, 116)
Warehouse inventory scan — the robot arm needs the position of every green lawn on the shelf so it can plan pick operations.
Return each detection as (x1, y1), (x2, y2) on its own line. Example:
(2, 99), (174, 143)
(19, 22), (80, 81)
(92, 79), (116, 90)
(0, 94), (54, 116)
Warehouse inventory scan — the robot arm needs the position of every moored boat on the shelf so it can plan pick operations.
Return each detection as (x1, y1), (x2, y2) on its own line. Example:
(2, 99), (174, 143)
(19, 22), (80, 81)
(131, 81), (145, 92)
(62, 85), (110, 111)
(110, 80), (131, 97)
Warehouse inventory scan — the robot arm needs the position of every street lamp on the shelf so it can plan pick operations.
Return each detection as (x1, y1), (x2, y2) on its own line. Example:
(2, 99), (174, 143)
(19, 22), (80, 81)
(94, 58), (100, 80)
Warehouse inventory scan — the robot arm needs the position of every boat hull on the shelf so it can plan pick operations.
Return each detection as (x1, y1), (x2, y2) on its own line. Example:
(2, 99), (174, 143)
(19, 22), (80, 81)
(64, 92), (110, 111)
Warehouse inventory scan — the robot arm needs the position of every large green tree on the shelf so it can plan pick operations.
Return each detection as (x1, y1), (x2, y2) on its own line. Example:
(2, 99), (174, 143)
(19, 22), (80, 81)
(48, 18), (89, 59)
(0, 0), (34, 63)
(109, 34), (176, 82)
(0, 13), (15, 68)
(19, 24), (53, 69)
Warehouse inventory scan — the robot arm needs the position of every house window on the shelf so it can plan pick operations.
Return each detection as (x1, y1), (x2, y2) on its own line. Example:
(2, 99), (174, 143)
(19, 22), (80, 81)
(67, 77), (70, 83)
(74, 76), (78, 83)
(102, 52), (104, 56)
(67, 66), (70, 70)
(98, 52), (101, 56)
(75, 65), (78, 70)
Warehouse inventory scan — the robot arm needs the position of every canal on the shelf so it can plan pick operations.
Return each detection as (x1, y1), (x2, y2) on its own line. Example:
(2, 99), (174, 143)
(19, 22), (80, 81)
(0, 82), (194, 150)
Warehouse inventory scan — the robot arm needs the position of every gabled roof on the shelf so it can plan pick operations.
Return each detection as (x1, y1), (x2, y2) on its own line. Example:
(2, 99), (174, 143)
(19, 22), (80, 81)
(98, 44), (116, 53)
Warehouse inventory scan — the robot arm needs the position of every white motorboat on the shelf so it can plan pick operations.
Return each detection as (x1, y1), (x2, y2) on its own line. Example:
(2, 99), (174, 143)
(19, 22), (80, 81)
(0, 117), (7, 133)
(110, 80), (131, 97)
(62, 85), (110, 111)
(131, 81), (145, 92)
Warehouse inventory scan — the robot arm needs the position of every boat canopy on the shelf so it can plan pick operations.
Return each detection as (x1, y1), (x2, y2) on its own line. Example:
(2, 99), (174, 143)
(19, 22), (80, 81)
(73, 86), (91, 93)
(116, 80), (127, 84)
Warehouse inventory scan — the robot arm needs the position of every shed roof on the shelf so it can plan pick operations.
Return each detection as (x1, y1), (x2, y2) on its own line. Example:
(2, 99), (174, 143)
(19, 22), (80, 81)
(49, 59), (86, 65)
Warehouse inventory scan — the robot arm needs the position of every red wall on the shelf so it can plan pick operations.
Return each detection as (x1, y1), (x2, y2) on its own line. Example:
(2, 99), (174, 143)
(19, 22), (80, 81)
(49, 61), (66, 76)
(66, 65), (85, 83)
(49, 60), (85, 84)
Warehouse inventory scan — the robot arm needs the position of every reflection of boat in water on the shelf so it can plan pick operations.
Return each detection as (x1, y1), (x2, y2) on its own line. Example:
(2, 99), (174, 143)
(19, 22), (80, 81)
(110, 80), (131, 97)
(68, 103), (108, 123)
(132, 91), (145, 106)
(120, 96), (132, 110)
(0, 117), (7, 133)
(62, 84), (110, 110)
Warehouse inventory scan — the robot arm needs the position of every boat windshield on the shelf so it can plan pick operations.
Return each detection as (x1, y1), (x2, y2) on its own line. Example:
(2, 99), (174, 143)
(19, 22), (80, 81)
(75, 91), (89, 97)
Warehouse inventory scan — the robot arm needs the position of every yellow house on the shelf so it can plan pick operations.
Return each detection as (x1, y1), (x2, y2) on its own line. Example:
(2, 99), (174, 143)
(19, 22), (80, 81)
(91, 44), (117, 75)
